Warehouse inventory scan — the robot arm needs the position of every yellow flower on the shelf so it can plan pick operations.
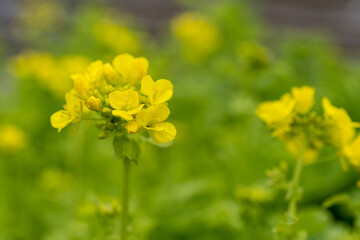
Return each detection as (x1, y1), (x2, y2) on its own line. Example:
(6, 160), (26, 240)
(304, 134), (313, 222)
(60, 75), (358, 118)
(71, 60), (104, 98)
(322, 97), (359, 147)
(13, 52), (90, 98)
(109, 90), (144, 121)
(93, 18), (140, 54)
(256, 93), (295, 136)
(50, 90), (83, 132)
(344, 135), (360, 167)
(136, 104), (176, 143)
(171, 12), (220, 62)
(291, 86), (315, 114)
(0, 124), (26, 151)
(112, 54), (148, 85)
(141, 75), (173, 105)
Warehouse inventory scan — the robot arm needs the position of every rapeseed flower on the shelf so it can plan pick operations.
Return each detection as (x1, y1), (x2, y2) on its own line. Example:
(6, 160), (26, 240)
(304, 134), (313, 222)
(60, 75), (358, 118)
(141, 75), (173, 105)
(109, 90), (144, 121)
(255, 93), (295, 137)
(50, 53), (176, 144)
(112, 54), (148, 85)
(292, 86), (315, 114)
(343, 135), (360, 167)
(13, 51), (90, 98)
(257, 85), (360, 167)
(256, 86), (321, 163)
(93, 18), (140, 54)
(0, 124), (27, 152)
(136, 104), (176, 144)
(171, 12), (220, 62)
(322, 97), (359, 148)
(50, 90), (83, 132)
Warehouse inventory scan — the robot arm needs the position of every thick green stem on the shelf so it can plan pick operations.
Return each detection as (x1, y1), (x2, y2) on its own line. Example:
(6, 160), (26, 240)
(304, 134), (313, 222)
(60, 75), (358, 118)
(286, 155), (303, 221)
(121, 158), (130, 240)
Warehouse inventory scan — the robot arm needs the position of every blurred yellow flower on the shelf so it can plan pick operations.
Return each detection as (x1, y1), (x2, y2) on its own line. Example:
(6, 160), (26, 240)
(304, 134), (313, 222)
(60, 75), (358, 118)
(13, 52), (90, 98)
(136, 104), (176, 143)
(109, 90), (144, 121)
(112, 54), (148, 85)
(344, 135), (360, 167)
(256, 93), (295, 136)
(141, 75), (173, 105)
(171, 12), (220, 62)
(322, 97), (359, 147)
(93, 19), (140, 54)
(0, 124), (26, 152)
(50, 90), (83, 132)
(291, 86), (315, 114)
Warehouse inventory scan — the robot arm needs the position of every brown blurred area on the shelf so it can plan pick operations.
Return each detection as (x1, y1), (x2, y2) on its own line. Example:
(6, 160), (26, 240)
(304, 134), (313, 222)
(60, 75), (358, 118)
(0, 0), (360, 51)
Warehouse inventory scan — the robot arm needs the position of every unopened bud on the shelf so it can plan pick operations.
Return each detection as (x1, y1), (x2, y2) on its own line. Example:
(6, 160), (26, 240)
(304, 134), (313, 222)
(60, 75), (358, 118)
(87, 96), (102, 112)
(98, 131), (110, 139)
(126, 121), (139, 134)
(102, 107), (112, 117)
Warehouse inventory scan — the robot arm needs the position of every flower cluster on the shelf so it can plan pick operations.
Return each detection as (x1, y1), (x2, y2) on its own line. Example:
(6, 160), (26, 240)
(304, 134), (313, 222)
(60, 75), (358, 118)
(50, 54), (176, 144)
(256, 86), (360, 165)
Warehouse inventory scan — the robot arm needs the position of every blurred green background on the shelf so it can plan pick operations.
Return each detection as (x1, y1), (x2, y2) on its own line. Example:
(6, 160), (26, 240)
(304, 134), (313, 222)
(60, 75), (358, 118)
(1, 0), (360, 239)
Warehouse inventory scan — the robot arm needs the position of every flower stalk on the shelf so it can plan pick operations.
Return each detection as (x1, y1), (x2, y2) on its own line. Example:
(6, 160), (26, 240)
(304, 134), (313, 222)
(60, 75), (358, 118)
(286, 155), (303, 222)
(121, 157), (131, 240)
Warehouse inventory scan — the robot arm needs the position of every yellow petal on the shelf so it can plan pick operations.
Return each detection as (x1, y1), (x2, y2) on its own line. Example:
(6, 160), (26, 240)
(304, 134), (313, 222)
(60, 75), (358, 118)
(50, 110), (72, 132)
(86, 60), (103, 80)
(112, 54), (134, 74)
(112, 110), (133, 121)
(291, 86), (315, 114)
(65, 90), (83, 121)
(136, 104), (170, 127)
(127, 104), (144, 115)
(153, 79), (173, 104)
(112, 54), (148, 85)
(109, 90), (140, 110)
(344, 135), (360, 167)
(322, 97), (356, 147)
(141, 75), (155, 97)
(129, 57), (149, 84)
(149, 122), (176, 143)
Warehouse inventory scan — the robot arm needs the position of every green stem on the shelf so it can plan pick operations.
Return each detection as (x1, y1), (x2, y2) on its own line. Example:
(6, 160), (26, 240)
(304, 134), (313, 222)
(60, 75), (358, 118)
(121, 158), (130, 240)
(286, 155), (303, 221)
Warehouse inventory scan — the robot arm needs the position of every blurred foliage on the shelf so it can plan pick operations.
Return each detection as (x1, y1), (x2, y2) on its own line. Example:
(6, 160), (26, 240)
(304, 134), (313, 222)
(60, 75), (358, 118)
(1, 0), (360, 239)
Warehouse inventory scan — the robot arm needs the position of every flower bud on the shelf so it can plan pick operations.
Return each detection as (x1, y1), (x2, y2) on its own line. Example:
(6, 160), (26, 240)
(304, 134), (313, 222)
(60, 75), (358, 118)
(98, 131), (110, 139)
(126, 121), (138, 134)
(103, 63), (120, 86)
(87, 96), (102, 112)
(102, 107), (112, 117)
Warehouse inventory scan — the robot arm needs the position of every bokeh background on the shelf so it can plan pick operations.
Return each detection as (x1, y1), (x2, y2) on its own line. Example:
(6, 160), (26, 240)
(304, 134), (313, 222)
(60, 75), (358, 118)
(1, 0), (360, 239)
